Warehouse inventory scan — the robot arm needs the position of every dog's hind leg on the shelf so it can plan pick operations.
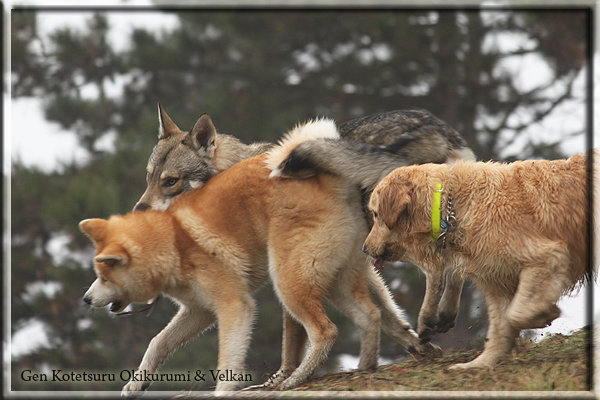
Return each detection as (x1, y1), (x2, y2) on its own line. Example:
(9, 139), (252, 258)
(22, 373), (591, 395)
(277, 298), (338, 390)
(248, 310), (307, 390)
(450, 290), (519, 370)
(366, 268), (441, 358)
(270, 267), (338, 390)
(506, 243), (570, 330)
(328, 267), (381, 371)
(281, 310), (308, 370)
(121, 305), (216, 397)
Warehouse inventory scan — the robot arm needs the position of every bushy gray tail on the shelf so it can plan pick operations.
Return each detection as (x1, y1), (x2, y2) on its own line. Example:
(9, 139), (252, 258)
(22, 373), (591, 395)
(273, 139), (422, 191)
(266, 118), (475, 192)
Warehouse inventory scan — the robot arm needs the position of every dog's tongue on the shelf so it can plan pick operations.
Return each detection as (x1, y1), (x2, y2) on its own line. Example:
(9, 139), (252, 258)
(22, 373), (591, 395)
(373, 257), (385, 269)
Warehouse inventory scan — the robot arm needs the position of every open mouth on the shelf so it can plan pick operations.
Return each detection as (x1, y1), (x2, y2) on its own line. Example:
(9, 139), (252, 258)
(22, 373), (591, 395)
(363, 244), (391, 269)
(373, 257), (386, 269)
(371, 248), (398, 270)
(109, 301), (125, 313)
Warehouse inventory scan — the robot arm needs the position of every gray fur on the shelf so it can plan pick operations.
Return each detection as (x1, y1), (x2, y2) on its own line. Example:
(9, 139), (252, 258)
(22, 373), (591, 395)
(135, 105), (474, 211)
(275, 112), (476, 192)
(338, 109), (469, 149)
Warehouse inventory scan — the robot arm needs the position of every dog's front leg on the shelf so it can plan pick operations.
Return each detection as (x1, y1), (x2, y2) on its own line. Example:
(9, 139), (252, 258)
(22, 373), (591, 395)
(121, 306), (215, 398)
(436, 270), (464, 333)
(417, 266), (445, 343)
(213, 293), (256, 392)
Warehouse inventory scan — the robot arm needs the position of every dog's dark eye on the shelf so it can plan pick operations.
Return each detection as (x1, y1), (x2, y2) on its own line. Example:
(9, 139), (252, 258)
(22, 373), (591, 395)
(164, 178), (179, 187)
(373, 211), (379, 219)
(100, 277), (108, 283)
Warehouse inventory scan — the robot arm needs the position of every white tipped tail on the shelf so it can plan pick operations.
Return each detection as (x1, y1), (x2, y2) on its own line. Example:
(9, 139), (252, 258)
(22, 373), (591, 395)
(265, 118), (339, 174)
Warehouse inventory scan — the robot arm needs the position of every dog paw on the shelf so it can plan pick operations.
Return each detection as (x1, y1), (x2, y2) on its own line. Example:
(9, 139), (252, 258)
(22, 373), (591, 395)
(421, 341), (443, 357)
(242, 369), (291, 391)
(449, 362), (471, 371)
(417, 326), (435, 343)
(422, 315), (439, 330)
(418, 314), (440, 340)
(449, 362), (483, 371)
(241, 383), (269, 391)
(241, 380), (279, 392)
(449, 358), (493, 371)
(408, 341), (442, 360)
(121, 380), (149, 398)
(436, 312), (457, 333)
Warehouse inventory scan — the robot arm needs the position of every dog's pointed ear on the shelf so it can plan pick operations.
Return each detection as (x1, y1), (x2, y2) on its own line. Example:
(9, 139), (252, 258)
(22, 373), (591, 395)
(189, 114), (216, 151)
(157, 103), (181, 139)
(79, 219), (108, 244)
(378, 185), (411, 229)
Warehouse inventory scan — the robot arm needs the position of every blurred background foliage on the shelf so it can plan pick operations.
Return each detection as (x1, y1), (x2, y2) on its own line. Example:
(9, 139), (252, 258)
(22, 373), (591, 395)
(10, 7), (588, 391)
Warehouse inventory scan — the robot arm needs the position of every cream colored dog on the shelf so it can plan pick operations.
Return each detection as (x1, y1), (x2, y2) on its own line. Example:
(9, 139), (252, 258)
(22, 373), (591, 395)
(364, 150), (598, 369)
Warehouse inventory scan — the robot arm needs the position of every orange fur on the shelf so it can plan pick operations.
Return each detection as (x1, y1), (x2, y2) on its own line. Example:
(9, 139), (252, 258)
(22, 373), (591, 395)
(82, 153), (435, 395)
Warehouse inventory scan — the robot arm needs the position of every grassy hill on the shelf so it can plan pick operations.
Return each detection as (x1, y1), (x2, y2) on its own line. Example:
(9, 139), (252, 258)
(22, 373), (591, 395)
(288, 327), (591, 393)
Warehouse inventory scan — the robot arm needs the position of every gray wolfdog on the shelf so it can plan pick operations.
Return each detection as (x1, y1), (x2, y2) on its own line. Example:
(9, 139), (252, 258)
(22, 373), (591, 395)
(81, 120), (439, 396)
(133, 105), (474, 212)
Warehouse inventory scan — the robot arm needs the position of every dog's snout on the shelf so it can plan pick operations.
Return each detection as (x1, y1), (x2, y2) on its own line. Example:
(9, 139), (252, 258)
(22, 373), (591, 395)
(83, 295), (92, 305)
(362, 242), (377, 257)
(133, 202), (150, 212)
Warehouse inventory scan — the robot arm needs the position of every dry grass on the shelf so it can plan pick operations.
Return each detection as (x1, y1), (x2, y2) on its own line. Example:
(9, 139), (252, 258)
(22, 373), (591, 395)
(290, 327), (591, 392)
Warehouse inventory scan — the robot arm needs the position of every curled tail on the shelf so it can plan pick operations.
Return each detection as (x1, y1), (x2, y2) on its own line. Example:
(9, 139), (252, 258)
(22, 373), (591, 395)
(266, 118), (475, 192)
(265, 118), (340, 176)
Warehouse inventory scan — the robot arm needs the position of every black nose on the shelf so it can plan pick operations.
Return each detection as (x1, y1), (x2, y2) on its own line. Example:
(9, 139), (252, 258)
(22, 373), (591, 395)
(133, 202), (150, 212)
(83, 296), (92, 305)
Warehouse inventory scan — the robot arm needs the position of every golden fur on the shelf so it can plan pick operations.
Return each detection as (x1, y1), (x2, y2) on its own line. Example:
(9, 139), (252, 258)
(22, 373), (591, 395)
(81, 121), (438, 396)
(364, 149), (598, 369)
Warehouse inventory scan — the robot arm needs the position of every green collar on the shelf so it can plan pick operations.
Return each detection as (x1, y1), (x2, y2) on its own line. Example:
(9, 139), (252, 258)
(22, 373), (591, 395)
(432, 182), (456, 247)
(431, 183), (443, 240)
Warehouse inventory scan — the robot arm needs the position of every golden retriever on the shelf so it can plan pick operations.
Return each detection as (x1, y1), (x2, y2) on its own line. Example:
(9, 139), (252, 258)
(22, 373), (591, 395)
(363, 149), (598, 369)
